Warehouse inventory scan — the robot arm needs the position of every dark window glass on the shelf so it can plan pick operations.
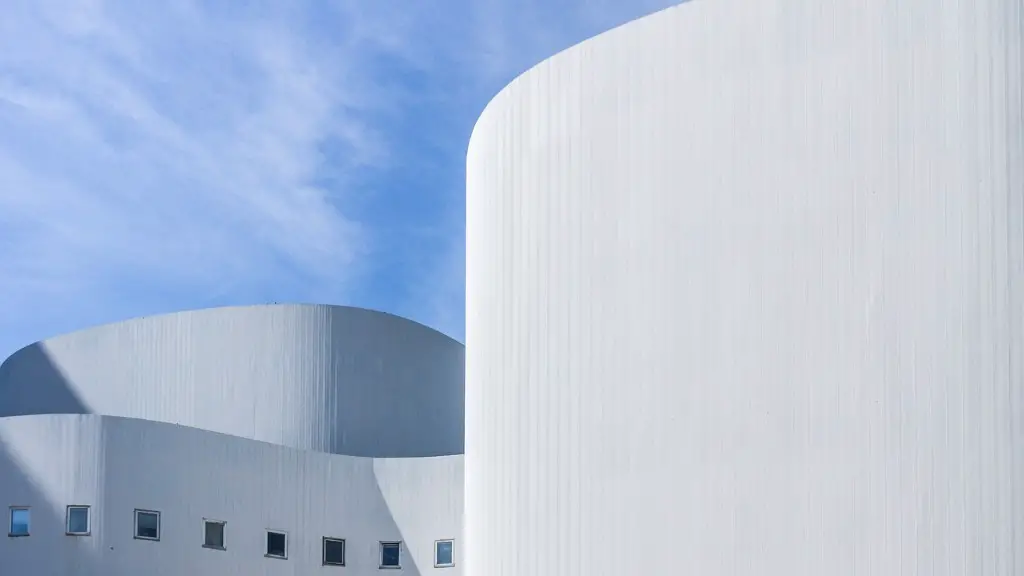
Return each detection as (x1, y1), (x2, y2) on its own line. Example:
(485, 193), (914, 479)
(67, 506), (90, 534)
(380, 541), (401, 567)
(435, 540), (454, 566)
(266, 531), (287, 558)
(204, 521), (225, 549)
(9, 508), (29, 536)
(323, 537), (345, 566)
(135, 510), (159, 540)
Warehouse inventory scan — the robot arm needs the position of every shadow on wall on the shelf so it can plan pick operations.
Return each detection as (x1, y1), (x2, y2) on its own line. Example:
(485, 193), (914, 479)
(0, 415), (428, 575)
(101, 415), (431, 574)
(0, 343), (90, 417)
(0, 354), (99, 573)
(370, 469), (423, 576)
(0, 435), (102, 575)
(321, 307), (466, 457)
(0, 339), (430, 575)
(0, 311), (465, 459)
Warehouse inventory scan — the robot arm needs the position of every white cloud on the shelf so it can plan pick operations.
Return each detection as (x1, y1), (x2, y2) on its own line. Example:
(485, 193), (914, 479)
(0, 0), (396, 350)
(0, 0), (681, 355)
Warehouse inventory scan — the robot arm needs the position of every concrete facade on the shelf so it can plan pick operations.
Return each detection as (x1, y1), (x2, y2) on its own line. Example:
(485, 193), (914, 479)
(0, 304), (464, 458)
(0, 305), (464, 575)
(7, 2), (1024, 575)
(466, 1), (1024, 575)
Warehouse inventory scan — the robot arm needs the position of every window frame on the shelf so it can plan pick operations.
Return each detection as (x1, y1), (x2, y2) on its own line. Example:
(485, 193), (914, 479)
(202, 518), (226, 550)
(434, 539), (455, 568)
(379, 540), (402, 569)
(265, 529), (288, 560)
(322, 536), (346, 566)
(8, 506), (30, 537)
(133, 508), (161, 541)
(65, 505), (91, 536)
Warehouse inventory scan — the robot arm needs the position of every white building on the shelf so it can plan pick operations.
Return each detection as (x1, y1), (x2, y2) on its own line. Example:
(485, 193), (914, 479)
(466, 1), (1024, 575)
(6, 1), (1024, 575)
(0, 304), (464, 575)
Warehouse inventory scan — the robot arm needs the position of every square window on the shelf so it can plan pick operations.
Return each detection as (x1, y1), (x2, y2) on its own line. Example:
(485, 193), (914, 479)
(434, 539), (455, 567)
(266, 530), (287, 559)
(134, 509), (160, 540)
(203, 519), (225, 550)
(379, 541), (402, 569)
(66, 506), (90, 535)
(8, 507), (29, 537)
(323, 537), (346, 566)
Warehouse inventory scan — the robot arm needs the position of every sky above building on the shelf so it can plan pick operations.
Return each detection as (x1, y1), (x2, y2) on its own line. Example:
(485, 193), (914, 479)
(0, 0), (679, 359)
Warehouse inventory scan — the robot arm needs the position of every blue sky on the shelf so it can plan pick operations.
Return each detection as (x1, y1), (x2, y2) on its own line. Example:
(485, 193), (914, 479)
(0, 0), (678, 358)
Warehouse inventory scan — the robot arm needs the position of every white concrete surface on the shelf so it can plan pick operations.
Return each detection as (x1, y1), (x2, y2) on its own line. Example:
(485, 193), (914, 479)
(0, 414), (462, 575)
(0, 304), (464, 575)
(0, 304), (464, 458)
(466, 1), (1024, 574)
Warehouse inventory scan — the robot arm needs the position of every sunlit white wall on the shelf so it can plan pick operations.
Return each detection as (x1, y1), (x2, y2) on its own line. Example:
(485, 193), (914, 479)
(466, 1), (1024, 574)
(0, 414), (462, 576)
(0, 304), (465, 575)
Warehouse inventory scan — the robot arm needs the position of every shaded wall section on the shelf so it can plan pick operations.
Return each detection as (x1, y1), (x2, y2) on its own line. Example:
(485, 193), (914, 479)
(0, 304), (465, 458)
(0, 414), (463, 576)
(0, 342), (90, 416)
(0, 415), (104, 576)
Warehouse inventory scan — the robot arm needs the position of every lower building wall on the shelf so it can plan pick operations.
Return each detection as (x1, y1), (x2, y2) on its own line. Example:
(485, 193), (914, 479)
(0, 414), (462, 575)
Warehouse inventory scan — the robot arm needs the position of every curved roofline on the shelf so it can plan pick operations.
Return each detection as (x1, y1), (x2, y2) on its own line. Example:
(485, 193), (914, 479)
(1, 302), (461, 365)
(0, 302), (465, 458)
(0, 413), (464, 461)
(467, 1), (690, 151)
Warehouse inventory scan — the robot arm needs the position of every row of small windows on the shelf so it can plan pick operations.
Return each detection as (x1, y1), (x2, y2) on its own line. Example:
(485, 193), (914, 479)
(9, 506), (455, 569)
(9, 506), (90, 537)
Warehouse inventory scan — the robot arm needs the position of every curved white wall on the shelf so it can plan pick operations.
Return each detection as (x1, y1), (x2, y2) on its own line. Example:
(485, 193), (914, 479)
(0, 414), (462, 576)
(466, 2), (1024, 575)
(0, 304), (464, 457)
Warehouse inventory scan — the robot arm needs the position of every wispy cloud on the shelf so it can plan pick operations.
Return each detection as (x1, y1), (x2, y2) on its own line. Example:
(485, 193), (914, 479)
(0, 0), (679, 356)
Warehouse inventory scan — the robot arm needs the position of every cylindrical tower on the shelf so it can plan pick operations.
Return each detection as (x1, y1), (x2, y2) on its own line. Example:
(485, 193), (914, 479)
(466, 1), (1024, 574)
